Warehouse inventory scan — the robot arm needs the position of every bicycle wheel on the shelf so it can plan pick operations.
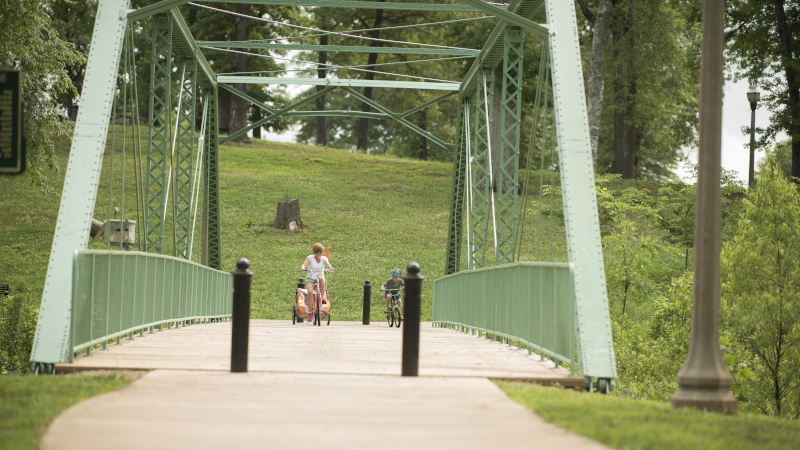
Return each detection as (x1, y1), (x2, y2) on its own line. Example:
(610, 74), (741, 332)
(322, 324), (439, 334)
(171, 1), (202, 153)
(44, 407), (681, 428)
(292, 305), (297, 324)
(326, 314), (331, 326)
(316, 310), (321, 326)
(387, 308), (393, 327)
(393, 305), (401, 328)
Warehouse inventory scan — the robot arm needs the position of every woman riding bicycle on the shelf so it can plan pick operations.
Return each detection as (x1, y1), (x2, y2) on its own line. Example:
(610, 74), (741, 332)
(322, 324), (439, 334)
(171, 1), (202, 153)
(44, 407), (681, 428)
(300, 243), (334, 322)
(381, 268), (404, 318)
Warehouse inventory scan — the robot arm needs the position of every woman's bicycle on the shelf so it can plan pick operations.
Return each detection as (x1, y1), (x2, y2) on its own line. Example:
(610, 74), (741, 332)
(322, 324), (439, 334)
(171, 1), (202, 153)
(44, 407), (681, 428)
(295, 268), (332, 326)
(382, 287), (402, 328)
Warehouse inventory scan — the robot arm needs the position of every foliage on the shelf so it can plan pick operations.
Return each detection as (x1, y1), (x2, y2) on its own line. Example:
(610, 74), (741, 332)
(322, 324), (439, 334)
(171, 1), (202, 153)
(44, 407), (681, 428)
(722, 160), (800, 417)
(760, 139), (794, 180)
(596, 0), (702, 179)
(0, 0), (85, 186)
(727, 0), (800, 175)
(0, 372), (138, 449)
(596, 175), (681, 317)
(497, 381), (800, 450)
(654, 163), (746, 269)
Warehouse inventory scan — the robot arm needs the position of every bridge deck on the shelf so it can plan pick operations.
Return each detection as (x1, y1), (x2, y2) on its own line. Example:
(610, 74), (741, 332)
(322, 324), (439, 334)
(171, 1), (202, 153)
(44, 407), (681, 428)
(56, 320), (578, 382)
(44, 321), (608, 450)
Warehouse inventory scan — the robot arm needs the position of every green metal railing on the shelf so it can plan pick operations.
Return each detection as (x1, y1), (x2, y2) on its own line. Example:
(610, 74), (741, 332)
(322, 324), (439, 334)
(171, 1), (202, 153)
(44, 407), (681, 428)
(69, 250), (232, 360)
(433, 262), (576, 374)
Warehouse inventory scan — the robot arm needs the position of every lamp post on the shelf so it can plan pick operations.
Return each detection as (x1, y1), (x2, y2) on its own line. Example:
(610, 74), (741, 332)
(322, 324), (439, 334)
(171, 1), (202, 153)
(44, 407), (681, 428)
(747, 86), (760, 189)
(670, 0), (737, 414)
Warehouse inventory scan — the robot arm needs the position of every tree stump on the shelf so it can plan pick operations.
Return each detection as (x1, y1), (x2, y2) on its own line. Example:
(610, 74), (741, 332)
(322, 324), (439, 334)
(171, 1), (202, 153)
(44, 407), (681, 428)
(275, 194), (302, 232)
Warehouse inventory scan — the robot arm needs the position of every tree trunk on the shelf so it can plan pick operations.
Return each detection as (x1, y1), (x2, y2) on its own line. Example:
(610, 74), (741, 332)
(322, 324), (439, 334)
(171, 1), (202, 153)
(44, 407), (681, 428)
(773, 0), (800, 181)
(623, 61), (636, 179)
(252, 107), (261, 139)
(586, 0), (611, 172)
(316, 34), (328, 146)
(357, 4), (384, 152)
(613, 24), (626, 175)
(419, 108), (429, 160)
(230, 4), (251, 143)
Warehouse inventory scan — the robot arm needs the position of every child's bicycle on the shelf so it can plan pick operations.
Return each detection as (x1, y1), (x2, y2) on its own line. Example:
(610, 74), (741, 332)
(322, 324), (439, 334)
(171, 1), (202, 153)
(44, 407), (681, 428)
(382, 288), (402, 328)
(293, 269), (332, 326)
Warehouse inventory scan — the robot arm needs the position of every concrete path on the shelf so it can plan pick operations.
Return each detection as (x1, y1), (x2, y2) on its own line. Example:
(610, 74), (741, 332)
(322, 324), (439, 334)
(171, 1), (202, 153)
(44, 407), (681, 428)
(44, 320), (608, 449)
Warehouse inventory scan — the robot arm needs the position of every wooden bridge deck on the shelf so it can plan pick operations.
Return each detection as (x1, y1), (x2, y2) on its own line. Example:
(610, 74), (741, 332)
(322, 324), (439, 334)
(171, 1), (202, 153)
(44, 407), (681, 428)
(56, 320), (578, 382)
(44, 320), (606, 449)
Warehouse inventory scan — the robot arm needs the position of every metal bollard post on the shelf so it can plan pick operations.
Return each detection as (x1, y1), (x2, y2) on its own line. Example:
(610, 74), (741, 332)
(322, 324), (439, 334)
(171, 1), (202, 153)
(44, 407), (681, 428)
(402, 263), (424, 376)
(362, 280), (372, 325)
(231, 258), (253, 373)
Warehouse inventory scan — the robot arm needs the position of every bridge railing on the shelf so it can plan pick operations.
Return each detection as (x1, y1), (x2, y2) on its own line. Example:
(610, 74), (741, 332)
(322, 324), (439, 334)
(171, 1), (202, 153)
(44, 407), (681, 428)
(433, 262), (576, 374)
(69, 250), (232, 361)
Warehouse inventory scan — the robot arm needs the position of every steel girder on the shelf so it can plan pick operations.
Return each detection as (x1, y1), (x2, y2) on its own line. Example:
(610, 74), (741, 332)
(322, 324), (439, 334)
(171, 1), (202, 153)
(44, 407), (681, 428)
(445, 98), (469, 275)
(341, 87), (453, 152)
(545, 1), (615, 380)
(197, 42), (479, 57)
(495, 28), (524, 265)
(217, 76), (460, 91)
(145, 15), (173, 254)
(469, 70), (493, 269)
(31, 0), (131, 365)
(221, 85), (335, 143)
(204, 88), (222, 270)
(174, 58), (197, 260)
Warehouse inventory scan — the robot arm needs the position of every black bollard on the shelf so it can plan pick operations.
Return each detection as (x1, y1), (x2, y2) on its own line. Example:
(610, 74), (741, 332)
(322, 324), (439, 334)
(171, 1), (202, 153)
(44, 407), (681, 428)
(362, 280), (372, 325)
(402, 263), (424, 376)
(231, 258), (253, 373)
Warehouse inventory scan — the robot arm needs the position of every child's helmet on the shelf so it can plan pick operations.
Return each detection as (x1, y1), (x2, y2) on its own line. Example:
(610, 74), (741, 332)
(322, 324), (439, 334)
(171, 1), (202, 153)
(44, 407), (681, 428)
(391, 268), (401, 277)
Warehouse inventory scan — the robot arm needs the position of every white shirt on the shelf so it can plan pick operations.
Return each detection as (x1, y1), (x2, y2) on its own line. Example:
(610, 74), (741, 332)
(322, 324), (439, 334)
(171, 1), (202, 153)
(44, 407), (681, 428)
(304, 255), (329, 281)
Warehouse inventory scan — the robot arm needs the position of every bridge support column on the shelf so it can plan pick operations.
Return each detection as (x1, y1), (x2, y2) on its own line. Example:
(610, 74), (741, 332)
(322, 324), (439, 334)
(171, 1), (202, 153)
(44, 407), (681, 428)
(203, 87), (222, 270)
(174, 57), (197, 260)
(445, 97), (468, 275)
(496, 27), (524, 265)
(470, 70), (494, 269)
(145, 14), (173, 254)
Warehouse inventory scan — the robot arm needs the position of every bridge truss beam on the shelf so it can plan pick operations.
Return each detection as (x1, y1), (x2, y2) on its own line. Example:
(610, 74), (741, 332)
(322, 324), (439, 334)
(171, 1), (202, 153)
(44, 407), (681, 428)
(144, 14), (173, 254)
(173, 58), (197, 260)
(31, 0), (132, 366)
(495, 27), (524, 265)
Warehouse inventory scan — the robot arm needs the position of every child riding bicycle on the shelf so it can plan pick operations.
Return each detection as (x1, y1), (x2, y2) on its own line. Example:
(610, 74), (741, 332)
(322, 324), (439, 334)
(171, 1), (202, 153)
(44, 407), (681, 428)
(300, 243), (334, 322)
(380, 268), (404, 318)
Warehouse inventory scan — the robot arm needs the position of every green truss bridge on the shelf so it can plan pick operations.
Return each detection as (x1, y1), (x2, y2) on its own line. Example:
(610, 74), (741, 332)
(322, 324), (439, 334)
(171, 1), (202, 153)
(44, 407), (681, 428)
(30, 0), (615, 392)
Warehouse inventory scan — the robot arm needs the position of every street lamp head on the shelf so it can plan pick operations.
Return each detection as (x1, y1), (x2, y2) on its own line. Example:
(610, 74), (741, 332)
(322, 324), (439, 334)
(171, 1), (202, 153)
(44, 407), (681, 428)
(747, 85), (760, 106)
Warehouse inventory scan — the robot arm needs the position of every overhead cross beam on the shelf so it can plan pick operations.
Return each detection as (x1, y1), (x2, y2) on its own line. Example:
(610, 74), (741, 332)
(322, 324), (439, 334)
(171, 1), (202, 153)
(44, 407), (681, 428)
(217, 76), (460, 91)
(198, 42), (480, 56)
(127, 0), (506, 21)
(341, 86), (454, 152)
(221, 85), (336, 143)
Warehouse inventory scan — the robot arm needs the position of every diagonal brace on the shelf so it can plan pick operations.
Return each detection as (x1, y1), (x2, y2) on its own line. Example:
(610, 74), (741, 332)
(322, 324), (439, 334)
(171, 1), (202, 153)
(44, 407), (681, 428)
(219, 83), (277, 115)
(221, 85), (336, 143)
(398, 91), (457, 119)
(342, 87), (453, 152)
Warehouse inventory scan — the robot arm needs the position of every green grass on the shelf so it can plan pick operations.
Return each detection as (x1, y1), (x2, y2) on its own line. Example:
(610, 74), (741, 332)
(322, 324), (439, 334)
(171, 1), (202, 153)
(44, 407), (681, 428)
(497, 381), (800, 449)
(0, 372), (139, 450)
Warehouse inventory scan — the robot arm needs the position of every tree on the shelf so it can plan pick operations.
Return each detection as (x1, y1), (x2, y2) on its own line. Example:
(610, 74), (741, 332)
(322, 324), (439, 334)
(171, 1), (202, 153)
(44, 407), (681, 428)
(577, 0), (612, 172)
(184, 3), (293, 138)
(50, 0), (97, 121)
(0, 0), (84, 185)
(722, 160), (800, 417)
(597, 0), (702, 179)
(759, 139), (793, 180)
(727, 1), (800, 182)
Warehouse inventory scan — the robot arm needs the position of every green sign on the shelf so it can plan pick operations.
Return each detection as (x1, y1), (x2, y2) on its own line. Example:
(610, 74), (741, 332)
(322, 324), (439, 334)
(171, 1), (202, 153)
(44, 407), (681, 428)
(0, 68), (25, 175)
